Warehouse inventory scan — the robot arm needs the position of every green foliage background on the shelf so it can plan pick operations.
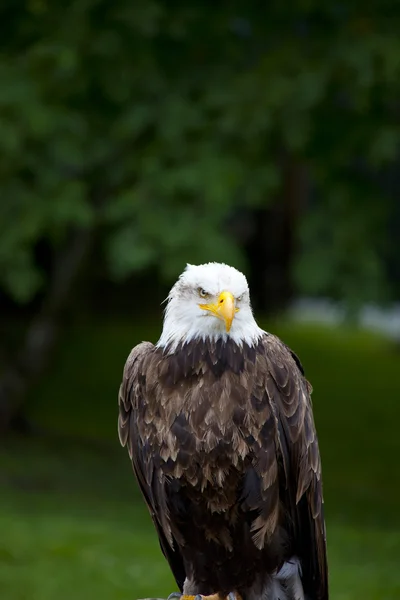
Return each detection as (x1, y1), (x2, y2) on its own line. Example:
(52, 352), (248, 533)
(1, 2), (399, 307)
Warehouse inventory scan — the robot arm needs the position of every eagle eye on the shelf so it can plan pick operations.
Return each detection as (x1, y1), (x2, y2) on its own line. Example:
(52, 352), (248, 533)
(237, 294), (243, 302)
(198, 288), (210, 299)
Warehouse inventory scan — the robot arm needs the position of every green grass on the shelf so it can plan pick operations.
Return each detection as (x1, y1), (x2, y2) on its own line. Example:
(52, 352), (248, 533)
(1, 319), (399, 599)
(0, 437), (175, 600)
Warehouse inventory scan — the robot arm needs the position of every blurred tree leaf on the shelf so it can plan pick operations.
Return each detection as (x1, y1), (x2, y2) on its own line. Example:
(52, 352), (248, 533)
(0, 0), (398, 311)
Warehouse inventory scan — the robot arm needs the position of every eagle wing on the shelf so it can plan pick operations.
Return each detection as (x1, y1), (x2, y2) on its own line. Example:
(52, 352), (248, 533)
(118, 342), (186, 591)
(118, 337), (327, 598)
(263, 334), (328, 599)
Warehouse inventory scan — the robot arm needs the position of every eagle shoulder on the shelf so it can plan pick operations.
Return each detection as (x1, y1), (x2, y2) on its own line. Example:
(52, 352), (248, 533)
(118, 341), (154, 452)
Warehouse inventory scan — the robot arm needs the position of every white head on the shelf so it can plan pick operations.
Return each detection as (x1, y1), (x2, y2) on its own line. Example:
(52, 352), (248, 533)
(156, 262), (264, 352)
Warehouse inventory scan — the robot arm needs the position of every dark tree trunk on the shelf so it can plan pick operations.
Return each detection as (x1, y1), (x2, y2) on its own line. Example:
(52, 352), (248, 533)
(245, 155), (309, 314)
(0, 228), (93, 435)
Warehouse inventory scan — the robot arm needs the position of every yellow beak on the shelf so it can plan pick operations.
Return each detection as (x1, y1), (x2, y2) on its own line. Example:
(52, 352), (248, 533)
(199, 290), (239, 332)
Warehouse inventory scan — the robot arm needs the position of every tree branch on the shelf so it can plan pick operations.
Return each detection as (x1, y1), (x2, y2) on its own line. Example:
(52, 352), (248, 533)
(0, 227), (93, 433)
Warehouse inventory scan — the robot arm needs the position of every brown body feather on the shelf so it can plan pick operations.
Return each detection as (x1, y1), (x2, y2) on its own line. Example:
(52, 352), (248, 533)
(118, 334), (328, 599)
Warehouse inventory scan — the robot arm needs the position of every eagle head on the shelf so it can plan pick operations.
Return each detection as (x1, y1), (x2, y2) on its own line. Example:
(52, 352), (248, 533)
(157, 262), (263, 351)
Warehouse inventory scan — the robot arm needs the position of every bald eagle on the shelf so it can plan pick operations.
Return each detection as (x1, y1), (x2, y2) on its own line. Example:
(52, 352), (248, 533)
(118, 263), (328, 600)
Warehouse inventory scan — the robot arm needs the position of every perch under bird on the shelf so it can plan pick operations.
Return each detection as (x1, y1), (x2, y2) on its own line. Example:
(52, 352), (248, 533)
(118, 262), (328, 600)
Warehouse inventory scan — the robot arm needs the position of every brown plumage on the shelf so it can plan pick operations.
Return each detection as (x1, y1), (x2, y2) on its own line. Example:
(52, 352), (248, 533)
(118, 334), (328, 599)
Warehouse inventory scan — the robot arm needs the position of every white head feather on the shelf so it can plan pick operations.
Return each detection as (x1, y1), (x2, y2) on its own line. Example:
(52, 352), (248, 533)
(157, 262), (264, 352)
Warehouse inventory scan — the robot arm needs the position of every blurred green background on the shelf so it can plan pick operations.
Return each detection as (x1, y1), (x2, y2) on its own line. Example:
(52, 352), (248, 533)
(1, 3), (400, 600)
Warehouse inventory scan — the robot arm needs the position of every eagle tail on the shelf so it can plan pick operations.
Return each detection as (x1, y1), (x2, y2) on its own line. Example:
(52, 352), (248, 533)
(245, 557), (305, 600)
(272, 557), (304, 599)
